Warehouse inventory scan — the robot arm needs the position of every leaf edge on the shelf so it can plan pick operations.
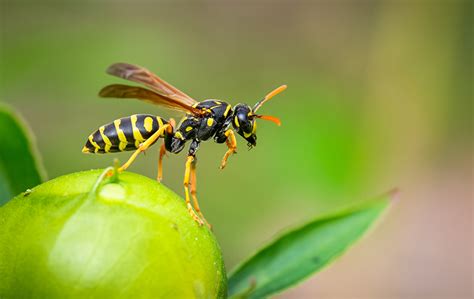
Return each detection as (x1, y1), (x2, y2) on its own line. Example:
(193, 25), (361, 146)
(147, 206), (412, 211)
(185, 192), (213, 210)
(227, 188), (398, 298)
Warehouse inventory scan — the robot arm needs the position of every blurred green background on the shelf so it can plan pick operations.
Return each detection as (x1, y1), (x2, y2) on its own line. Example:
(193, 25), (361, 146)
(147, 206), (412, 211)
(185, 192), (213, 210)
(1, 1), (472, 298)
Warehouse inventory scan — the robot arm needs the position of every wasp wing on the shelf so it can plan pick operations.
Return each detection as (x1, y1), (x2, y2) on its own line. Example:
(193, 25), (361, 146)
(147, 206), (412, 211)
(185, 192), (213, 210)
(99, 84), (204, 115)
(106, 63), (197, 107)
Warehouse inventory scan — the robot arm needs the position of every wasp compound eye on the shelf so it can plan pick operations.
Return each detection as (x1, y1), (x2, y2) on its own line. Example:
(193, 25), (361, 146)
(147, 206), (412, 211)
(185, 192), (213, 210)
(233, 104), (253, 133)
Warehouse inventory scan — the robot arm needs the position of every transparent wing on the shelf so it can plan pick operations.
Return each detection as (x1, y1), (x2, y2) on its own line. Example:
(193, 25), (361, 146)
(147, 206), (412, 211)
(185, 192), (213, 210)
(106, 63), (197, 106)
(99, 84), (204, 115)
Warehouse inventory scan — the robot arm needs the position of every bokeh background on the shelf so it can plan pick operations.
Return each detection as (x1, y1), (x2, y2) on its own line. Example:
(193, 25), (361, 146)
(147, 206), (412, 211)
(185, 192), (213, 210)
(1, 0), (472, 298)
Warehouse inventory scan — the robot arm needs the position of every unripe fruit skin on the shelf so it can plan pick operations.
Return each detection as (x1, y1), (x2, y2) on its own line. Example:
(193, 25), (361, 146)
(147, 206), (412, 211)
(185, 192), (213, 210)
(0, 169), (227, 298)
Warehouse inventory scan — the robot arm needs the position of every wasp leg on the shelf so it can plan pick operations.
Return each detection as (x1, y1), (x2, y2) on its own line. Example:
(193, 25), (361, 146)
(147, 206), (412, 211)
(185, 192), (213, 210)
(184, 155), (204, 225)
(190, 158), (211, 228)
(118, 124), (171, 172)
(156, 117), (175, 181)
(157, 143), (167, 182)
(220, 129), (237, 169)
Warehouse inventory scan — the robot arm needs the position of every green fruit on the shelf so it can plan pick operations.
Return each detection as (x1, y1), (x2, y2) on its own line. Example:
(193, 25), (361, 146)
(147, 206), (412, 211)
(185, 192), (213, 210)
(0, 169), (227, 298)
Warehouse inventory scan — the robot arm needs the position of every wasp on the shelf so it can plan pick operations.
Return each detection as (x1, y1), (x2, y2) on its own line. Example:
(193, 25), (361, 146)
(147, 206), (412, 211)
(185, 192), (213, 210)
(82, 63), (286, 226)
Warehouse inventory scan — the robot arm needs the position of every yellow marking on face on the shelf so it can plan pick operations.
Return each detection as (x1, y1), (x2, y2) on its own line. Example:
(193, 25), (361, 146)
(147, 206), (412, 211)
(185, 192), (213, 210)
(131, 115), (144, 148)
(186, 126), (193, 132)
(192, 103), (199, 108)
(88, 135), (100, 153)
(234, 116), (240, 127)
(252, 121), (257, 134)
(248, 111), (253, 117)
(144, 117), (154, 132)
(82, 146), (90, 153)
(99, 126), (112, 153)
(207, 118), (214, 127)
(244, 131), (252, 138)
(114, 119), (128, 151)
(175, 131), (184, 140)
(224, 104), (231, 117)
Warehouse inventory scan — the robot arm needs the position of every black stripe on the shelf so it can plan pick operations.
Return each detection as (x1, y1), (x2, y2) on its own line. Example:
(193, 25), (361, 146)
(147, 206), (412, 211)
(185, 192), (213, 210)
(118, 116), (135, 144)
(103, 122), (120, 152)
(84, 139), (94, 152)
(108, 147), (120, 153)
(125, 143), (137, 150)
(107, 147), (120, 153)
(103, 122), (120, 148)
(135, 114), (155, 139)
(92, 130), (105, 150)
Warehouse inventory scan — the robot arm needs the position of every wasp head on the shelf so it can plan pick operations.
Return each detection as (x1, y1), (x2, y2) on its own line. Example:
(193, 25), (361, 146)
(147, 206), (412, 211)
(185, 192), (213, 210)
(231, 85), (286, 149)
(232, 104), (257, 148)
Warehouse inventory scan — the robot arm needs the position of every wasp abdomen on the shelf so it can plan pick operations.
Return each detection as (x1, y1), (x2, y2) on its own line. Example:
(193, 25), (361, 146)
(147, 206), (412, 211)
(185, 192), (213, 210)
(83, 114), (168, 154)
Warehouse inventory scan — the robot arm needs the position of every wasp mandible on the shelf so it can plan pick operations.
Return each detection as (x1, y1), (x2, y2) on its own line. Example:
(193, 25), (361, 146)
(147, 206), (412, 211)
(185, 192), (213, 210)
(82, 63), (287, 226)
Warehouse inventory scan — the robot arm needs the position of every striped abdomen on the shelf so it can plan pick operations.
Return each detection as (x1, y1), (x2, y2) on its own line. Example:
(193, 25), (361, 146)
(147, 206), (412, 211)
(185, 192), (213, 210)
(82, 114), (168, 153)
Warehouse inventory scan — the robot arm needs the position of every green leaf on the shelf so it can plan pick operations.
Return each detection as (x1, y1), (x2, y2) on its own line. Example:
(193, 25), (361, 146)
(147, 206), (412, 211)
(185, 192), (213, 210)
(0, 104), (45, 204)
(228, 191), (395, 298)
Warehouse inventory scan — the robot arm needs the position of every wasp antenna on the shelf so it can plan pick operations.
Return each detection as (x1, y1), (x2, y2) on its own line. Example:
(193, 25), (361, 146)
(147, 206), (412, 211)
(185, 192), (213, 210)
(253, 84), (287, 112)
(255, 114), (282, 126)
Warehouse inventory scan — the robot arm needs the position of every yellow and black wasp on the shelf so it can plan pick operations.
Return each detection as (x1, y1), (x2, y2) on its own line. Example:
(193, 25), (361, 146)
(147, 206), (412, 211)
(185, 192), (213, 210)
(82, 63), (286, 226)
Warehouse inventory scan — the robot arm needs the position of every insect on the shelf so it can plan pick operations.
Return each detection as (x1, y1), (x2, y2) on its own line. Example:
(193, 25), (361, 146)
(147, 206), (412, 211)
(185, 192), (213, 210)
(82, 63), (286, 226)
